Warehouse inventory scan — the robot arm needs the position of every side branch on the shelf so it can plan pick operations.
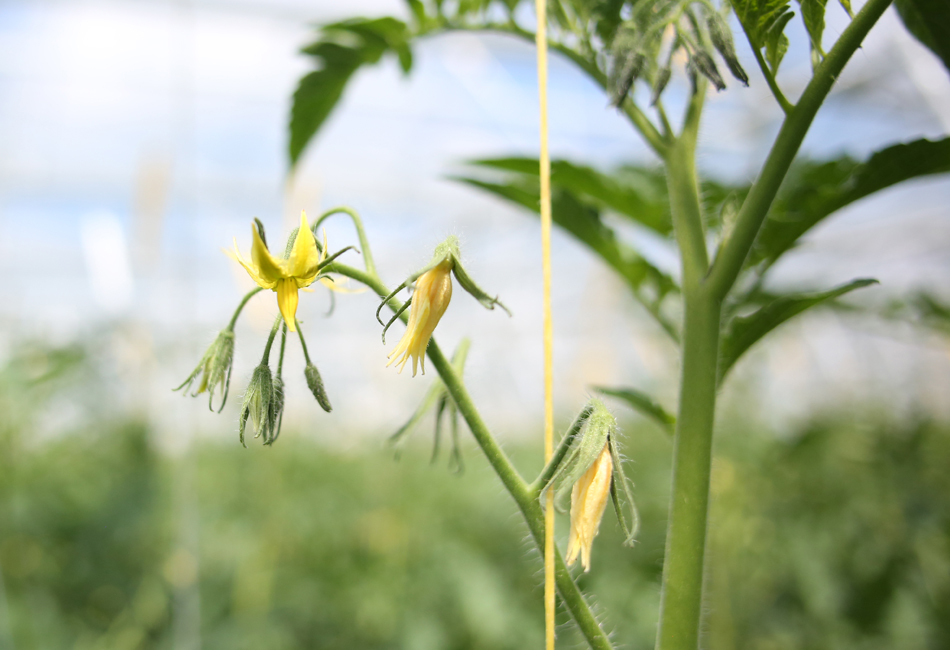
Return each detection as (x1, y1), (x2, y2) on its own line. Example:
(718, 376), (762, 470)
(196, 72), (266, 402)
(707, 0), (894, 300)
(327, 261), (617, 650)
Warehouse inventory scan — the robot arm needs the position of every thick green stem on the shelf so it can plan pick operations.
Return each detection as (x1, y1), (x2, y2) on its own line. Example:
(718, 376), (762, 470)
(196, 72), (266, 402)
(327, 261), (616, 650)
(708, 0), (894, 300)
(655, 291), (721, 650)
(667, 88), (708, 288)
(656, 85), (722, 650)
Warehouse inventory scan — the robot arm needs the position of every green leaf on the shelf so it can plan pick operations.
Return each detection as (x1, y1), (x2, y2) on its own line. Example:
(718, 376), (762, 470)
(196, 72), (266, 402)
(719, 278), (878, 382)
(798, 0), (828, 61)
(896, 0), (950, 76)
(733, 0), (795, 74)
(595, 386), (675, 435)
(290, 18), (412, 167)
(764, 10), (794, 72)
(751, 138), (950, 268)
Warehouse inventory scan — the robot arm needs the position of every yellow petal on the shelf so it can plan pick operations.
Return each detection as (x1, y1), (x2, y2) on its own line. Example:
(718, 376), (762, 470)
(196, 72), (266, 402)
(251, 223), (285, 283)
(276, 278), (299, 332)
(288, 211), (320, 282)
(227, 240), (277, 289)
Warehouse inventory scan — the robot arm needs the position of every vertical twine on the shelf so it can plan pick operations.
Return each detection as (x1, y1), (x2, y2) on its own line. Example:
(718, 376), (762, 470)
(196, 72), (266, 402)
(534, 2), (555, 649)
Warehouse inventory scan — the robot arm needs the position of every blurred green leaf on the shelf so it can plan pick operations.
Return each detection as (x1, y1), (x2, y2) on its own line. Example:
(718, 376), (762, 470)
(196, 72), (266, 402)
(595, 386), (676, 435)
(467, 157), (673, 235)
(719, 277), (878, 381)
(454, 162), (679, 335)
(895, 0), (950, 76)
(290, 18), (412, 166)
(750, 138), (950, 268)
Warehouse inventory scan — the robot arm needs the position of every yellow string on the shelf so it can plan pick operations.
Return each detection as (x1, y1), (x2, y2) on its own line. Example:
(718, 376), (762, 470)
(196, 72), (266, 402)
(535, 2), (555, 649)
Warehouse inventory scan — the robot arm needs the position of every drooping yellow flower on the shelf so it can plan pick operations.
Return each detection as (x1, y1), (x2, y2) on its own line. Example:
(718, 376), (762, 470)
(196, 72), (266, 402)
(566, 442), (613, 572)
(387, 259), (453, 377)
(229, 212), (320, 333)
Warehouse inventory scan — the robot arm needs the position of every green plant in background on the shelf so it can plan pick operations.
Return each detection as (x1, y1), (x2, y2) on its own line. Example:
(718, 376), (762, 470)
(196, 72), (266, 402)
(172, 0), (950, 648)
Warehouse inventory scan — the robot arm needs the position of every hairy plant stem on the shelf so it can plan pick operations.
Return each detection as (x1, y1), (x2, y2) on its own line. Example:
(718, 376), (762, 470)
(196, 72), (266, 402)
(654, 2), (892, 648)
(655, 84), (721, 650)
(327, 262), (615, 650)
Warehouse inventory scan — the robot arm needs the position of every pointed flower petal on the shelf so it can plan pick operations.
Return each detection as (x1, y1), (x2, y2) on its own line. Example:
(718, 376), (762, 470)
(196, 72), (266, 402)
(251, 224), (285, 284)
(288, 211), (320, 282)
(276, 278), (299, 332)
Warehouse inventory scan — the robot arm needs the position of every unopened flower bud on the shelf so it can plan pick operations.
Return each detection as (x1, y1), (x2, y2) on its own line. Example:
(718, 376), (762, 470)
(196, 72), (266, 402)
(175, 329), (235, 412)
(707, 13), (749, 86)
(239, 363), (273, 446)
(610, 51), (646, 107)
(692, 50), (726, 91)
(650, 66), (672, 106)
(305, 363), (332, 413)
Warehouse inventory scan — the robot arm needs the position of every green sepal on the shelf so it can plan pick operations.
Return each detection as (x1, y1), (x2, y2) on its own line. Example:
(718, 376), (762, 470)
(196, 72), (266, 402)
(451, 258), (511, 315)
(608, 435), (640, 546)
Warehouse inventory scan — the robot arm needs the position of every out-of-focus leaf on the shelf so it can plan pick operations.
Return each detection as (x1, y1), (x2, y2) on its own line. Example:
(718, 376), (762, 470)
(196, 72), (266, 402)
(595, 386), (675, 435)
(895, 0), (950, 76)
(290, 18), (412, 166)
(719, 278), (878, 382)
(751, 138), (950, 268)
(883, 290), (950, 335)
(733, 0), (795, 74)
(467, 157), (672, 235)
(458, 176), (678, 303)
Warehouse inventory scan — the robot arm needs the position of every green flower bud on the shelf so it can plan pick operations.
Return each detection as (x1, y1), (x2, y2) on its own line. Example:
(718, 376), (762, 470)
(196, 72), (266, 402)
(239, 363), (273, 447)
(609, 51), (646, 107)
(305, 363), (332, 413)
(174, 330), (235, 413)
(707, 13), (749, 86)
(692, 50), (727, 91)
(650, 66), (672, 106)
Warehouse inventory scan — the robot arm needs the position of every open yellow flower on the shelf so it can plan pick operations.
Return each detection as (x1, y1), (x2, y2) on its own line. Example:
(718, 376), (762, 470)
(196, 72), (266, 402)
(386, 259), (453, 377)
(230, 212), (320, 333)
(566, 442), (613, 572)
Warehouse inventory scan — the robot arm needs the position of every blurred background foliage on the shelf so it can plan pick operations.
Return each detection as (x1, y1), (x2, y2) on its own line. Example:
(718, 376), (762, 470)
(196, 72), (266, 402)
(1, 341), (948, 650)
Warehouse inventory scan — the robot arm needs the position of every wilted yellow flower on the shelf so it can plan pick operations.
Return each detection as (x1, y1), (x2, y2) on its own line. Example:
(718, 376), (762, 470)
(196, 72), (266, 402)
(566, 442), (613, 572)
(387, 259), (454, 377)
(229, 212), (320, 333)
